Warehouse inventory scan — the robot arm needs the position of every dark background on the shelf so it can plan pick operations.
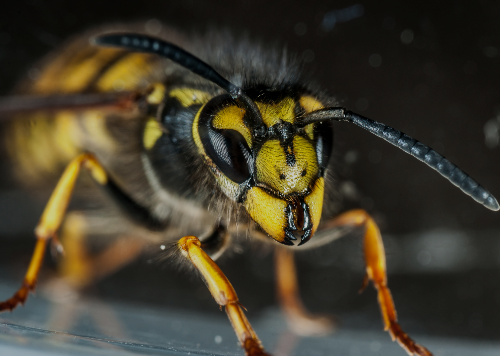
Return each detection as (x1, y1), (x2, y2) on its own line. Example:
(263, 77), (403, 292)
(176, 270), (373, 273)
(0, 0), (499, 353)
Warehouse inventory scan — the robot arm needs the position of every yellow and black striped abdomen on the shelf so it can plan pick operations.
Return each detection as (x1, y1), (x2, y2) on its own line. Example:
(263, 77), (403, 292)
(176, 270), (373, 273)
(6, 36), (162, 183)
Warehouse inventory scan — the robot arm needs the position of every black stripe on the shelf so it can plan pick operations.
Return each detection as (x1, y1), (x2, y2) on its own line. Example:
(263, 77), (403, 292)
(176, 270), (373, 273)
(104, 178), (165, 231)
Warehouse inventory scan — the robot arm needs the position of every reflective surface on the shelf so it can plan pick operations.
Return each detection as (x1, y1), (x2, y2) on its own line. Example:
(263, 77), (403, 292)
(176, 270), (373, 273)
(1, 277), (500, 356)
(1, 225), (500, 355)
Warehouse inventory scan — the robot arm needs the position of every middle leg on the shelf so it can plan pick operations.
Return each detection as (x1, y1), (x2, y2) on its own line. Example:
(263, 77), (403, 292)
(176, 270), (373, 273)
(274, 247), (335, 336)
(58, 211), (146, 290)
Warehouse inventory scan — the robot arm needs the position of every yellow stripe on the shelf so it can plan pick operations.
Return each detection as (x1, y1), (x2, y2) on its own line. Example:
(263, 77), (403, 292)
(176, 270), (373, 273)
(53, 112), (83, 159)
(170, 88), (211, 107)
(81, 111), (117, 152)
(10, 111), (83, 180)
(143, 117), (163, 149)
(96, 52), (156, 91)
(35, 47), (124, 93)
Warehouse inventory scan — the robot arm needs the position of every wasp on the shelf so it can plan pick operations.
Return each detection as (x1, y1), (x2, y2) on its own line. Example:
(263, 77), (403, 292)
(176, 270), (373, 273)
(0, 23), (497, 356)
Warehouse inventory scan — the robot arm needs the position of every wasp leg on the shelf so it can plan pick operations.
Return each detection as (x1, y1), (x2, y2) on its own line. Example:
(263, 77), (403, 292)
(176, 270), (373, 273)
(58, 212), (145, 289)
(178, 235), (271, 356)
(275, 247), (335, 336)
(0, 153), (107, 312)
(324, 209), (432, 356)
(42, 213), (142, 343)
(200, 224), (231, 261)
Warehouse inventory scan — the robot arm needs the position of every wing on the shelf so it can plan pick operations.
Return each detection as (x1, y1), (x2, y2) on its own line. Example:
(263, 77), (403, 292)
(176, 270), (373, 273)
(0, 91), (141, 120)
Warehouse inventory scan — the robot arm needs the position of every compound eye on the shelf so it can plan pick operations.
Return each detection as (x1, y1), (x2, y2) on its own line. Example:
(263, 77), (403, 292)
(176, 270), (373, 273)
(203, 128), (253, 183)
(315, 122), (334, 170)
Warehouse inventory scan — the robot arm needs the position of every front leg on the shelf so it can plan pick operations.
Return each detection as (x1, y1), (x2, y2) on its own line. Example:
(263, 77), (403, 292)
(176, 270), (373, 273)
(177, 235), (271, 356)
(322, 209), (432, 356)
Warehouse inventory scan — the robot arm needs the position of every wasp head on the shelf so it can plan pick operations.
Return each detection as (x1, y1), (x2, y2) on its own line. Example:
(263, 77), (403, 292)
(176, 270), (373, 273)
(194, 91), (333, 246)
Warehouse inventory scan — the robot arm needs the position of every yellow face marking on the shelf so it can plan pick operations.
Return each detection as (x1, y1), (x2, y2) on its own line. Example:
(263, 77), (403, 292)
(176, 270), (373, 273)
(300, 96), (324, 140)
(256, 97), (295, 127)
(143, 117), (163, 149)
(96, 53), (155, 91)
(244, 187), (288, 242)
(304, 124), (315, 140)
(147, 83), (166, 105)
(256, 136), (318, 196)
(304, 177), (324, 236)
(212, 106), (252, 148)
(170, 88), (211, 107)
(299, 96), (324, 113)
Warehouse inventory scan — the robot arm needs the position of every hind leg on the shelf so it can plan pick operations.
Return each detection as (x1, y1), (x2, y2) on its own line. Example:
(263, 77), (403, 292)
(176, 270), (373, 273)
(274, 247), (335, 336)
(56, 211), (145, 290)
(43, 211), (146, 339)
